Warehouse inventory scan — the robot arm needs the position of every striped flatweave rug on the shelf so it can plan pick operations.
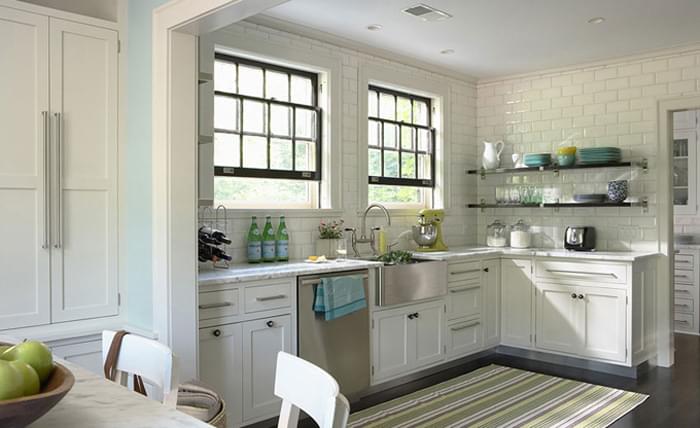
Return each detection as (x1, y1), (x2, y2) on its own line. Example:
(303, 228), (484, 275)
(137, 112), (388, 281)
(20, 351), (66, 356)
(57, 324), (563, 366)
(348, 365), (648, 428)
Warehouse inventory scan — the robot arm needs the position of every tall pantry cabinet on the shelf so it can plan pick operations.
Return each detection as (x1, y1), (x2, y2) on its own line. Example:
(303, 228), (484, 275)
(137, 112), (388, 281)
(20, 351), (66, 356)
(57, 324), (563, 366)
(0, 5), (118, 330)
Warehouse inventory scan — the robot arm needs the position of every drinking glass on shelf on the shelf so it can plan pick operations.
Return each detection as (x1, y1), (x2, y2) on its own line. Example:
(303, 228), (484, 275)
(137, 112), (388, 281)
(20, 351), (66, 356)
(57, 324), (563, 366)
(495, 186), (504, 204)
(336, 238), (347, 262)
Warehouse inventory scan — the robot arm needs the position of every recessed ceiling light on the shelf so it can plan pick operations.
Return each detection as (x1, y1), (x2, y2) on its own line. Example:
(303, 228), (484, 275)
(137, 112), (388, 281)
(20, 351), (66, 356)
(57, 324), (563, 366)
(366, 24), (383, 31)
(587, 17), (605, 24)
(440, 49), (455, 55)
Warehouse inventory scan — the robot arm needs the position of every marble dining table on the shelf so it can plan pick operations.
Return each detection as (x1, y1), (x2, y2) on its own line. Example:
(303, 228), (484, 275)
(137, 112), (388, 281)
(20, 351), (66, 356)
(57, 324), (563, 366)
(0, 336), (210, 428)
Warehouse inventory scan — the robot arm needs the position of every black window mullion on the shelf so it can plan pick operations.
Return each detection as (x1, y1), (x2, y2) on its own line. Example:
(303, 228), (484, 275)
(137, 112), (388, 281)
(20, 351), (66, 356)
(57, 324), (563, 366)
(266, 103), (271, 169)
(240, 98), (245, 167)
(292, 107), (297, 171)
(380, 121), (384, 177)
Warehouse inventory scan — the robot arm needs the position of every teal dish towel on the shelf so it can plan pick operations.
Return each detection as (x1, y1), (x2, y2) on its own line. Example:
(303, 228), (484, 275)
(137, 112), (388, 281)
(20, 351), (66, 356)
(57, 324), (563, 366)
(313, 275), (367, 321)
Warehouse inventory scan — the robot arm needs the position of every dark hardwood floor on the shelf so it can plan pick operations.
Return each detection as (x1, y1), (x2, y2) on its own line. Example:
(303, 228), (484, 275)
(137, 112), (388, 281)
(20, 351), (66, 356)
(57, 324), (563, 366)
(267, 334), (700, 427)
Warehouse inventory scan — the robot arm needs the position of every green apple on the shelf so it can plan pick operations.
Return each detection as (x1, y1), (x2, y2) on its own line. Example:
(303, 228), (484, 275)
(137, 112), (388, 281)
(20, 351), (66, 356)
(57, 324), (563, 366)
(9, 360), (40, 396)
(0, 360), (24, 400)
(0, 345), (10, 356)
(1, 341), (54, 383)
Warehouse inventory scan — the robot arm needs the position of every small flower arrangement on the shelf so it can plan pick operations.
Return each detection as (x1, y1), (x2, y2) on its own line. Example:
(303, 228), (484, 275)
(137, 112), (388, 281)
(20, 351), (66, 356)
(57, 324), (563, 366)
(318, 219), (344, 239)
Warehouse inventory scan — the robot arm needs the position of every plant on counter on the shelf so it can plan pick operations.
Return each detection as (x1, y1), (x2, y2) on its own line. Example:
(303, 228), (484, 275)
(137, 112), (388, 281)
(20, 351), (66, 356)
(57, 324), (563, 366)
(318, 219), (345, 239)
(377, 250), (414, 265)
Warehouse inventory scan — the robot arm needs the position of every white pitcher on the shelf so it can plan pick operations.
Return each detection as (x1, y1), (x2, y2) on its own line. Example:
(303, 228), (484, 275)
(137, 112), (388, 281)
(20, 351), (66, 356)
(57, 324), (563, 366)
(482, 140), (504, 170)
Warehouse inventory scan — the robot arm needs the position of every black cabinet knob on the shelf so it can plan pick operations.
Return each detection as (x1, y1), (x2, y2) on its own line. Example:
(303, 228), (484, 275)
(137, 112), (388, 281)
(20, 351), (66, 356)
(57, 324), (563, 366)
(571, 293), (577, 299)
(483, 267), (489, 272)
(413, 312), (420, 319)
(212, 329), (221, 337)
(266, 320), (275, 328)
(578, 294), (584, 300)
(407, 314), (414, 320)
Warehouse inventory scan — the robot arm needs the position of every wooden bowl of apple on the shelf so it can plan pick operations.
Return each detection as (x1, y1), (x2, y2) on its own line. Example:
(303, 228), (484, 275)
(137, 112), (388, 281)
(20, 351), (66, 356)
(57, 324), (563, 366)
(0, 341), (75, 428)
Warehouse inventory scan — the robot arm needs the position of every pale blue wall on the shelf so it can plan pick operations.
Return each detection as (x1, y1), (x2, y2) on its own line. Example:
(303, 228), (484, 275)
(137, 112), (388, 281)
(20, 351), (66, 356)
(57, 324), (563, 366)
(125, 0), (168, 330)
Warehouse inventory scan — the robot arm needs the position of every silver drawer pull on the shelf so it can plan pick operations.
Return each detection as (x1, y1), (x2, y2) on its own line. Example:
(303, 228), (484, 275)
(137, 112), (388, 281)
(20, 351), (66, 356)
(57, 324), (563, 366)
(675, 303), (691, 309)
(515, 265), (527, 269)
(450, 285), (480, 293)
(451, 321), (480, 331)
(674, 275), (689, 278)
(675, 260), (691, 264)
(546, 269), (618, 279)
(256, 294), (287, 302)
(199, 302), (233, 310)
(675, 319), (690, 325)
(676, 289), (692, 295)
(450, 269), (481, 275)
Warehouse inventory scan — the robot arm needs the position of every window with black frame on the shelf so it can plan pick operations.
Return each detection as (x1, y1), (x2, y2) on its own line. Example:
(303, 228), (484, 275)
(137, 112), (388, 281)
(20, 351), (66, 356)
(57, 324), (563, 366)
(367, 85), (435, 206)
(213, 53), (321, 208)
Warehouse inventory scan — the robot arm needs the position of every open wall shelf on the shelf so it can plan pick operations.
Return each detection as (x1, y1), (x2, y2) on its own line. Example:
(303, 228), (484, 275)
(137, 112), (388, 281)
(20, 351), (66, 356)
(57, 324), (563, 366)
(467, 159), (647, 179)
(467, 198), (649, 212)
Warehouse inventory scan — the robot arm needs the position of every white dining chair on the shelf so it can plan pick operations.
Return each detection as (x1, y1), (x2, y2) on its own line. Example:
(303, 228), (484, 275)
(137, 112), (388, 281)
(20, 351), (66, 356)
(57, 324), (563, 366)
(274, 351), (350, 428)
(101, 330), (179, 408)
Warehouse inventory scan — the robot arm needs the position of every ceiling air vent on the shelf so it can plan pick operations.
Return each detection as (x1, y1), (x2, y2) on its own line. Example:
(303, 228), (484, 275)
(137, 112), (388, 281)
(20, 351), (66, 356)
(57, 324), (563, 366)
(402, 3), (452, 22)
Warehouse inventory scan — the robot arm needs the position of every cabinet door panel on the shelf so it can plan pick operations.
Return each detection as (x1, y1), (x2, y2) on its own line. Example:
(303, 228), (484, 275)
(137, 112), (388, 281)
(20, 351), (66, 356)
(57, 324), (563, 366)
(372, 309), (411, 380)
(50, 340), (103, 375)
(49, 18), (118, 322)
(0, 7), (50, 329)
(200, 324), (243, 428)
(482, 260), (500, 346)
(242, 315), (291, 423)
(501, 259), (532, 348)
(413, 302), (444, 369)
(535, 283), (579, 355)
(579, 287), (627, 362)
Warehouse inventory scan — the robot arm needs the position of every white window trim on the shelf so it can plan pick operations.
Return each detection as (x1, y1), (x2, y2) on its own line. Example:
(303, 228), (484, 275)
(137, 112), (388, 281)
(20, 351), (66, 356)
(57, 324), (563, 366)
(207, 26), (343, 210)
(358, 62), (451, 212)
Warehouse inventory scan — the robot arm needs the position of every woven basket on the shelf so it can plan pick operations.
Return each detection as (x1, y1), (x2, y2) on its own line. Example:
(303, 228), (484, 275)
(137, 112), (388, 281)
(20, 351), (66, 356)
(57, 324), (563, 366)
(176, 381), (226, 428)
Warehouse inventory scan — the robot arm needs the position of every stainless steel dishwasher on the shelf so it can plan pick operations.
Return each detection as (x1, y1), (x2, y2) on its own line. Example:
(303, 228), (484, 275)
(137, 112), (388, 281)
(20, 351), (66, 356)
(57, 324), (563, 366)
(298, 269), (370, 398)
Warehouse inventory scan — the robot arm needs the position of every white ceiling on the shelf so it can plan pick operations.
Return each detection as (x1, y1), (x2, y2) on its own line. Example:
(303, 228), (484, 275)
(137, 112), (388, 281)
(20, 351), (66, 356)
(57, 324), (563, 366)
(263, 0), (700, 78)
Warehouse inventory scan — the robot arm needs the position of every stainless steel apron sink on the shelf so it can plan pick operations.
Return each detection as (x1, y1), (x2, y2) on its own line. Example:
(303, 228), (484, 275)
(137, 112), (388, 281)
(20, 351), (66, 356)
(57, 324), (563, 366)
(376, 259), (448, 306)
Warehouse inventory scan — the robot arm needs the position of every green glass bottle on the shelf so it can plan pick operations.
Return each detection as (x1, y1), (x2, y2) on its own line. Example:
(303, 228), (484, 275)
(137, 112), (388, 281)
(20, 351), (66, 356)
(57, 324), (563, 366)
(276, 216), (289, 262)
(262, 215), (276, 262)
(246, 216), (262, 264)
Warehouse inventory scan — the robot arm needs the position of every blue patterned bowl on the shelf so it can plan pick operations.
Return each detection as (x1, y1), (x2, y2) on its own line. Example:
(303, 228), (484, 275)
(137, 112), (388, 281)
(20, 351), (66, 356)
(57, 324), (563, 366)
(607, 180), (628, 202)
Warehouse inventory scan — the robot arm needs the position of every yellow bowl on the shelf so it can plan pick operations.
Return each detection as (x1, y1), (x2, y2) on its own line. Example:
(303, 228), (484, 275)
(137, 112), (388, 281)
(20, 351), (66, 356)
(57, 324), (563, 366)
(557, 146), (576, 155)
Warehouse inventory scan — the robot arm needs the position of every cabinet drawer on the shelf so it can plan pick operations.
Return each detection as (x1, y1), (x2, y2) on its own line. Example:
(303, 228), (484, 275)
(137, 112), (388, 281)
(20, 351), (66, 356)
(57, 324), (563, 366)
(199, 289), (240, 320)
(244, 282), (292, 313)
(675, 312), (695, 331)
(674, 270), (694, 285)
(448, 261), (482, 282)
(675, 284), (697, 300)
(535, 260), (627, 284)
(674, 254), (695, 270)
(446, 319), (482, 359)
(447, 282), (481, 320)
(674, 297), (695, 314)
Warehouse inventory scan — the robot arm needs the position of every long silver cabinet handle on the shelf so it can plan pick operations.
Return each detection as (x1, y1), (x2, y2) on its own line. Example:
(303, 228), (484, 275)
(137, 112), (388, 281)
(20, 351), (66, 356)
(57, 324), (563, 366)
(255, 294), (287, 302)
(54, 112), (63, 249)
(198, 302), (233, 310)
(675, 260), (691, 264)
(451, 321), (480, 331)
(450, 269), (481, 275)
(546, 269), (617, 279)
(675, 320), (690, 325)
(449, 285), (480, 293)
(41, 111), (50, 249)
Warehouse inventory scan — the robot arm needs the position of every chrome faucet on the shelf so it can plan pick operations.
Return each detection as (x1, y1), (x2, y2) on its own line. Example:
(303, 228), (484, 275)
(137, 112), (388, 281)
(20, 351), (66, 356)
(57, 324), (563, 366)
(346, 203), (392, 257)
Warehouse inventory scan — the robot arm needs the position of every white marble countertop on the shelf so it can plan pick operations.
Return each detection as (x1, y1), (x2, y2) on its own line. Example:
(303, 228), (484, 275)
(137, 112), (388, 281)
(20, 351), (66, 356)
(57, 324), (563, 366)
(198, 258), (383, 286)
(0, 337), (209, 428)
(411, 246), (660, 262)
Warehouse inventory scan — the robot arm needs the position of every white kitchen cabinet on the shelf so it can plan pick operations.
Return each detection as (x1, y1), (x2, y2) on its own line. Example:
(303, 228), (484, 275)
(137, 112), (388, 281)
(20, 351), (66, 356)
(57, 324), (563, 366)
(0, 6), (50, 329)
(673, 128), (697, 214)
(0, 7), (118, 330)
(535, 282), (580, 355)
(446, 318), (482, 359)
(49, 18), (119, 322)
(242, 314), (292, 423)
(500, 259), (533, 348)
(200, 323), (243, 428)
(673, 110), (698, 131)
(578, 287), (627, 362)
(372, 300), (445, 382)
(482, 259), (500, 347)
(674, 248), (700, 335)
(413, 302), (445, 369)
(536, 282), (627, 363)
(446, 281), (480, 321)
(50, 339), (103, 375)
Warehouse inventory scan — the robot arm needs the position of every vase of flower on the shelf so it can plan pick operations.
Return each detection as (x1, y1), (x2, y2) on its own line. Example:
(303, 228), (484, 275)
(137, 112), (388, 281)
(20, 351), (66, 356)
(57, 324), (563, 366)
(316, 219), (344, 259)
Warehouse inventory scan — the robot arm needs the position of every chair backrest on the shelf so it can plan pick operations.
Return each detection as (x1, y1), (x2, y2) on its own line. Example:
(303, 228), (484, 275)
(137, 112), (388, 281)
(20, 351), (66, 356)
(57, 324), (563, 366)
(101, 330), (179, 407)
(274, 352), (350, 428)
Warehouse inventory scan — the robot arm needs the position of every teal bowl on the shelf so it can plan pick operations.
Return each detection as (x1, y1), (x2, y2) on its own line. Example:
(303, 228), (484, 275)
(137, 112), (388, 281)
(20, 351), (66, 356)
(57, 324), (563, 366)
(557, 154), (575, 167)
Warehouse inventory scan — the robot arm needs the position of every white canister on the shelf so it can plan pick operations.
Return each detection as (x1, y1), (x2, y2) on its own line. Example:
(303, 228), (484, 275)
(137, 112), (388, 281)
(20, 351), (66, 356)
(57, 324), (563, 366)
(510, 219), (531, 249)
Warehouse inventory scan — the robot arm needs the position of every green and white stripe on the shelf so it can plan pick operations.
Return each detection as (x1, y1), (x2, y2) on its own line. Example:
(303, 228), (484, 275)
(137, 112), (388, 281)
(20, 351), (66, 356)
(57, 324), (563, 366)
(348, 365), (647, 428)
